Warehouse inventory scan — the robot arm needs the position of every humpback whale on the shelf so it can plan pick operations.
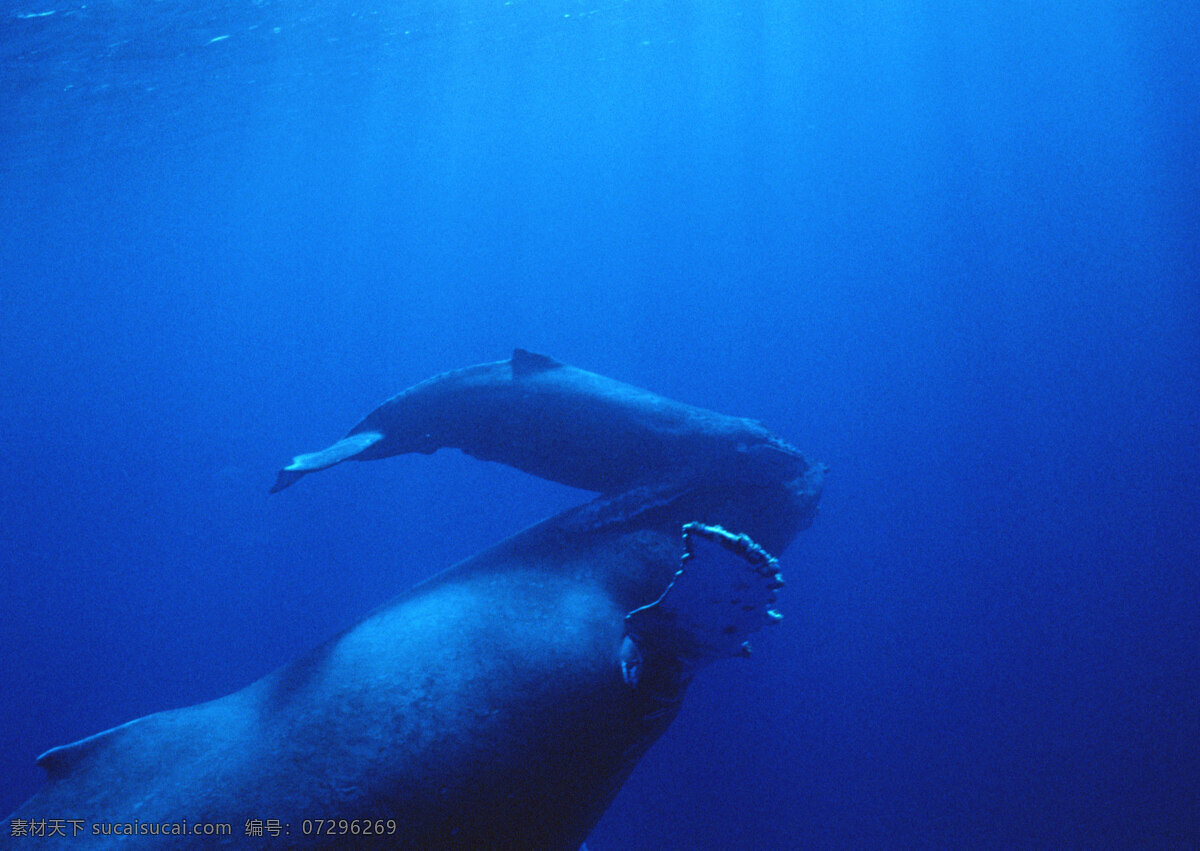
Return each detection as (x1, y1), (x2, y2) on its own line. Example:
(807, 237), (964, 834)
(6, 353), (823, 849)
(270, 348), (808, 495)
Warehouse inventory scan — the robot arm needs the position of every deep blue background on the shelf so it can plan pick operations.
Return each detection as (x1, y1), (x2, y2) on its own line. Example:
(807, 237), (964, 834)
(2, 0), (1198, 846)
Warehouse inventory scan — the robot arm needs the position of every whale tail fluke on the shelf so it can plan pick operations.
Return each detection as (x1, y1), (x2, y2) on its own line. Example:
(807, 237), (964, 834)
(270, 431), (385, 493)
(624, 522), (783, 671)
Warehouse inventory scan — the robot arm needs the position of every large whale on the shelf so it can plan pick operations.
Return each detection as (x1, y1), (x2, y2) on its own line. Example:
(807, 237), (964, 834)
(6, 355), (823, 849)
(270, 349), (808, 494)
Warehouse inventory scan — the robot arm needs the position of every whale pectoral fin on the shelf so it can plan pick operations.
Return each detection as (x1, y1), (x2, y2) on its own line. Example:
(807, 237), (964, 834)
(624, 522), (784, 675)
(270, 431), (385, 493)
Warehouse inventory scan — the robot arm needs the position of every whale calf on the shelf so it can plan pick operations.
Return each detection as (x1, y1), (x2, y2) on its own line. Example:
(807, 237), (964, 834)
(7, 355), (823, 848)
(271, 348), (807, 494)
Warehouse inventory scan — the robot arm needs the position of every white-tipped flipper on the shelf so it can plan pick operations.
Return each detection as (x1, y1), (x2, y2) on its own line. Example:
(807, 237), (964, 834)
(270, 431), (385, 493)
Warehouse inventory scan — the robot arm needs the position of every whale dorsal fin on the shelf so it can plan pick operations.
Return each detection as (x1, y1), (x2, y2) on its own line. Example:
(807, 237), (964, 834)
(511, 348), (562, 377)
(624, 522), (783, 672)
(35, 716), (147, 780)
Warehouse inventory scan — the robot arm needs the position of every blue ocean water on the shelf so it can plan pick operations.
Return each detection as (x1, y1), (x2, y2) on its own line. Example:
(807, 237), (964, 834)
(2, 0), (1197, 845)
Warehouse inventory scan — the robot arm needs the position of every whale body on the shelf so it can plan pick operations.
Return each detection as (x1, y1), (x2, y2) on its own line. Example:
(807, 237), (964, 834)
(270, 349), (807, 494)
(6, 355), (823, 849)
